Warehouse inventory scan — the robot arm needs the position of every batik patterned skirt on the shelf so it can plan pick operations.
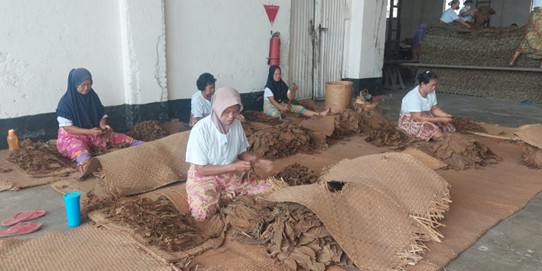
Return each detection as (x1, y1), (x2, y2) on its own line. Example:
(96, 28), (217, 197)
(263, 100), (306, 119)
(185, 164), (272, 221)
(56, 128), (135, 165)
(398, 112), (455, 141)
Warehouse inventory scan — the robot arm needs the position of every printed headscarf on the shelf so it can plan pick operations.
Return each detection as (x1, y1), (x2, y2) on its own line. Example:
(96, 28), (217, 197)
(265, 65), (289, 103)
(56, 68), (105, 129)
(211, 87), (243, 134)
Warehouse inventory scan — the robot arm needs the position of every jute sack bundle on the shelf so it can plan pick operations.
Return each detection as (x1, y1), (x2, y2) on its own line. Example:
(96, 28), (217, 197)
(265, 153), (451, 271)
(84, 131), (191, 197)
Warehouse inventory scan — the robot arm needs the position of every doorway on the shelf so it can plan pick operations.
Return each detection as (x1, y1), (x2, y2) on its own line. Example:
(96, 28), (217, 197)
(289, 0), (348, 100)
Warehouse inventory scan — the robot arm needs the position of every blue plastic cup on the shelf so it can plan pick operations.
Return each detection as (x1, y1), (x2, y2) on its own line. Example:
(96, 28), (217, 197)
(63, 191), (81, 227)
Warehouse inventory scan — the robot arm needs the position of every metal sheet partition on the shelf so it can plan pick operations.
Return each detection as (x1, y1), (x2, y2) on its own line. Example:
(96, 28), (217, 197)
(289, 0), (315, 100)
(289, 0), (346, 100)
(316, 0), (346, 99)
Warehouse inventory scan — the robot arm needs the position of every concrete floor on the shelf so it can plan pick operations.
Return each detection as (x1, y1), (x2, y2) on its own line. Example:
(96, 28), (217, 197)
(1, 85), (542, 270)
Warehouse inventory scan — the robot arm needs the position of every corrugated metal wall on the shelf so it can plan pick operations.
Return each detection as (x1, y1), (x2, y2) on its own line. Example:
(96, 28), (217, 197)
(289, 0), (346, 100)
(289, 0), (315, 99)
(315, 0), (346, 99)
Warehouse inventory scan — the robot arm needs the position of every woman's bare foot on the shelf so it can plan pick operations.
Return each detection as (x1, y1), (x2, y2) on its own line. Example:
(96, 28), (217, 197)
(319, 107), (331, 116)
(78, 159), (91, 173)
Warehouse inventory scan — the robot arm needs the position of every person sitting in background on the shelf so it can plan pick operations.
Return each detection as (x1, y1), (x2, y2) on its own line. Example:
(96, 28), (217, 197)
(398, 71), (455, 141)
(56, 68), (143, 172)
(440, 0), (472, 29)
(189, 73), (216, 127)
(263, 65), (330, 119)
(185, 87), (273, 221)
(459, 0), (477, 23)
(508, 0), (542, 68)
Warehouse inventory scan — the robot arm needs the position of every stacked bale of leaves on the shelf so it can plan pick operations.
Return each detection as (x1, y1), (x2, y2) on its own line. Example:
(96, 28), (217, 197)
(419, 24), (542, 102)
(8, 139), (72, 175)
(421, 24), (527, 66)
(274, 163), (319, 186)
(106, 196), (212, 252)
(248, 123), (312, 159)
(224, 196), (354, 271)
(126, 120), (168, 142)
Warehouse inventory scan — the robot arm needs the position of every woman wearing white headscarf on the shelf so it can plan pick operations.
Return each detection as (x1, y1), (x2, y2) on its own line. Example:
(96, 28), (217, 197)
(185, 87), (273, 221)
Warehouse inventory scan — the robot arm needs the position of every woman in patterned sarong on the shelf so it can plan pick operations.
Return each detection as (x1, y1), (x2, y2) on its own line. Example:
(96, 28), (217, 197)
(56, 68), (143, 173)
(185, 87), (273, 221)
(398, 71), (455, 141)
(509, 1), (542, 68)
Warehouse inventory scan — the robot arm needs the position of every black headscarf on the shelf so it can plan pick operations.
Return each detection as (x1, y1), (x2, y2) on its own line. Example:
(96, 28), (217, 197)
(265, 65), (289, 103)
(56, 68), (105, 129)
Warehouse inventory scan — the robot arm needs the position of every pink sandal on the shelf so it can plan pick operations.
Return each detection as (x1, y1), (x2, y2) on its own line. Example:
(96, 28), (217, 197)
(0, 222), (42, 237)
(1, 210), (46, 227)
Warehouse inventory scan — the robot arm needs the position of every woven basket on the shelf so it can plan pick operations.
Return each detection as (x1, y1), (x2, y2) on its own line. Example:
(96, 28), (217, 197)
(325, 81), (353, 113)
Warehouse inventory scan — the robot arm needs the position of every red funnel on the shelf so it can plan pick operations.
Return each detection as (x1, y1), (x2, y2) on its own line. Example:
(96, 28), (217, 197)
(264, 4), (279, 25)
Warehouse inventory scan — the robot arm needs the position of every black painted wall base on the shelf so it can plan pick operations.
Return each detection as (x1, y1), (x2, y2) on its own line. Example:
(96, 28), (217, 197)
(0, 91), (266, 150)
(0, 77), (381, 149)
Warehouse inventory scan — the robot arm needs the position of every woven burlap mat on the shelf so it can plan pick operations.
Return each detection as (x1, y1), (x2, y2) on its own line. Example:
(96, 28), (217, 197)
(265, 153), (450, 270)
(0, 224), (175, 271)
(472, 122), (520, 140)
(82, 131), (191, 197)
(0, 150), (78, 191)
(401, 147), (447, 170)
(515, 124), (542, 149)
(0, 178), (14, 192)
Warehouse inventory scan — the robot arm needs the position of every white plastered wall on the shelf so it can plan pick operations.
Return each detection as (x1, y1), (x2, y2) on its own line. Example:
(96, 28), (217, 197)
(0, 0), (167, 119)
(164, 0), (291, 100)
(1, 0), (381, 120)
(343, 0), (388, 79)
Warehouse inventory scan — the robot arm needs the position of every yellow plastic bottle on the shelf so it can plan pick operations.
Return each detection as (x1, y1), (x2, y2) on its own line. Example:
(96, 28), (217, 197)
(7, 129), (19, 151)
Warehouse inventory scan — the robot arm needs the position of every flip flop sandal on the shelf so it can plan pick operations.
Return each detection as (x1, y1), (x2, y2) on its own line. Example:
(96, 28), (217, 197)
(1, 209), (46, 227)
(0, 222), (42, 237)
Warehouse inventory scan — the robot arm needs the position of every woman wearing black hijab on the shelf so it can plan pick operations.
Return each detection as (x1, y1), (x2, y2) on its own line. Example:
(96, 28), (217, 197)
(56, 68), (143, 172)
(263, 65), (330, 119)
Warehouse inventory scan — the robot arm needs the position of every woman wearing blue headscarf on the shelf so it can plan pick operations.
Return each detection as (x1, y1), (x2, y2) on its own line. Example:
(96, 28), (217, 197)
(56, 68), (143, 172)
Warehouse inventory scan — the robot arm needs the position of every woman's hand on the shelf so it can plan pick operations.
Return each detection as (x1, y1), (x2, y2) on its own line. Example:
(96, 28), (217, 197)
(232, 160), (253, 173)
(88, 127), (104, 137)
(254, 158), (273, 173)
(100, 124), (111, 130)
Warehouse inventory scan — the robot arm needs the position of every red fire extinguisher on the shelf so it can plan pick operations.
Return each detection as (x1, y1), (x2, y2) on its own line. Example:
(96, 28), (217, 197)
(268, 31), (280, 66)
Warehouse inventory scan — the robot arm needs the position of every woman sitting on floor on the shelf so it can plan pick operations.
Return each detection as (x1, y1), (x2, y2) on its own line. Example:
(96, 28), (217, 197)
(56, 68), (143, 172)
(189, 72), (216, 127)
(185, 87), (273, 221)
(398, 71), (455, 141)
(263, 65), (330, 119)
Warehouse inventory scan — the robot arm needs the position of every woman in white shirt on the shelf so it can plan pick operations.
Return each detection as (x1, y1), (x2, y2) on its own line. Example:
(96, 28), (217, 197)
(189, 73), (216, 127)
(185, 87), (273, 221)
(398, 71), (455, 141)
(459, 0), (476, 23)
(441, 0), (472, 29)
(508, 0), (542, 68)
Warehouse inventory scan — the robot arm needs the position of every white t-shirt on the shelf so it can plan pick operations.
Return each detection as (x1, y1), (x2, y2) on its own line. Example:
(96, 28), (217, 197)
(459, 6), (474, 22)
(56, 114), (108, 127)
(263, 87), (290, 100)
(185, 116), (249, 166)
(440, 8), (459, 24)
(534, 0), (542, 8)
(190, 91), (212, 118)
(400, 86), (437, 113)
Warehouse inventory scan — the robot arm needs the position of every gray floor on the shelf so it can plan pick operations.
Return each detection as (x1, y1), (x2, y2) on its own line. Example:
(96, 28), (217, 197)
(1, 86), (542, 270)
